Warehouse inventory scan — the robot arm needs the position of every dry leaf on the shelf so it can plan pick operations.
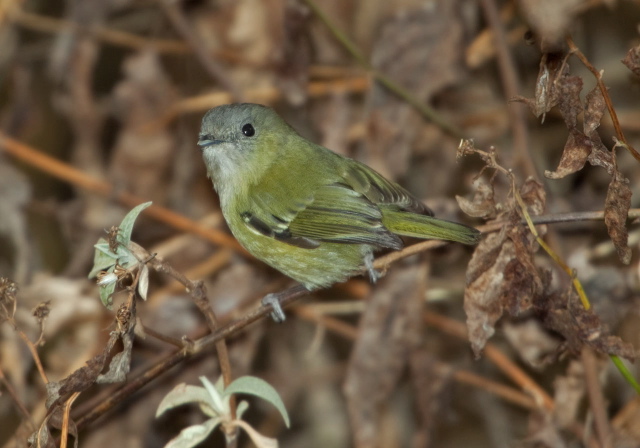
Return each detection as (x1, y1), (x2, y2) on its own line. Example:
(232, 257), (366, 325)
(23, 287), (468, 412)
(604, 168), (632, 264)
(344, 265), (425, 447)
(409, 350), (453, 448)
(512, 53), (567, 119)
(455, 176), (499, 219)
(464, 179), (548, 357)
(622, 45), (640, 78)
(552, 361), (585, 428)
(535, 290), (636, 359)
(364, 2), (466, 179)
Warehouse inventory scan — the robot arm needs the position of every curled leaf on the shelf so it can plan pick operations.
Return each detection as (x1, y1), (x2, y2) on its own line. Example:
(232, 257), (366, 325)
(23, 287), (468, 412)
(604, 170), (632, 264)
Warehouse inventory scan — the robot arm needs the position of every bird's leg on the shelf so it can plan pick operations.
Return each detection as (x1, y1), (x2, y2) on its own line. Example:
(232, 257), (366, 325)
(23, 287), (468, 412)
(262, 283), (310, 322)
(364, 252), (380, 283)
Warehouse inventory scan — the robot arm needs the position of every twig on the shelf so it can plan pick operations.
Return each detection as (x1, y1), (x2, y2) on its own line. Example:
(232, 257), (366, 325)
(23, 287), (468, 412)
(423, 310), (555, 411)
(10, 8), (191, 54)
(452, 369), (538, 410)
(293, 306), (360, 340)
(0, 365), (36, 430)
(159, 0), (243, 101)
(478, 0), (537, 179)
(582, 348), (612, 448)
(74, 284), (309, 430)
(60, 392), (81, 448)
(301, 0), (463, 138)
(0, 133), (245, 253)
(141, 324), (186, 348)
(161, 76), (370, 125)
(373, 206), (640, 270)
(566, 35), (640, 162)
(128, 242), (237, 422)
(13, 325), (49, 384)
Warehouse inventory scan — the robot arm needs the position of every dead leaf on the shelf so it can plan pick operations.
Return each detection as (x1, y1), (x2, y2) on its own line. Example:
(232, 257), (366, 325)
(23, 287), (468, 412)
(409, 350), (453, 448)
(583, 86), (606, 137)
(544, 131), (592, 179)
(364, 2), (466, 179)
(535, 290), (636, 359)
(552, 361), (585, 428)
(455, 176), (499, 219)
(464, 179), (548, 357)
(344, 264), (425, 447)
(604, 167), (632, 264)
(512, 52), (567, 120)
(622, 45), (640, 78)
(555, 74), (583, 131)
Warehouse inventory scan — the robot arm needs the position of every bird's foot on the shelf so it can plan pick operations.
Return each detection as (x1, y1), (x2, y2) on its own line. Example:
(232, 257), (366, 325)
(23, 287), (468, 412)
(261, 284), (310, 323)
(364, 252), (380, 283)
(262, 293), (287, 323)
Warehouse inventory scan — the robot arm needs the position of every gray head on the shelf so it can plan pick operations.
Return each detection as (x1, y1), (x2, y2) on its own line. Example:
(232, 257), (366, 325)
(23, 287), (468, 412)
(198, 103), (295, 189)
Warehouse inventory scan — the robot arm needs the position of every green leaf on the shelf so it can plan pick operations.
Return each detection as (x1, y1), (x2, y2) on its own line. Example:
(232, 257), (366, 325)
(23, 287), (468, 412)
(165, 419), (221, 448)
(99, 266), (116, 309)
(114, 245), (139, 269)
(200, 376), (226, 415)
(156, 384), (219, 418)
(88, 239), (118, 279)
(223, 376), (290, 428)
(118, 202), (152, 245)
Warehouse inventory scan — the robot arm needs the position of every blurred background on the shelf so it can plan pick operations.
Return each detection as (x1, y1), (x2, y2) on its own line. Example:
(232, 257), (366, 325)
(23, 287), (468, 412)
(1, 0), (640, 447)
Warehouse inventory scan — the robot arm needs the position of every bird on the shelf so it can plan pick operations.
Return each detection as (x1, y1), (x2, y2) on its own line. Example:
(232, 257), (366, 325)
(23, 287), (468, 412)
(198, 103), (480, 321)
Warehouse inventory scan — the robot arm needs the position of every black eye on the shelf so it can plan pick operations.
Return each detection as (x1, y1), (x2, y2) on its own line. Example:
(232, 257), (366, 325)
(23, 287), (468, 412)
(242, 123), (255, 137)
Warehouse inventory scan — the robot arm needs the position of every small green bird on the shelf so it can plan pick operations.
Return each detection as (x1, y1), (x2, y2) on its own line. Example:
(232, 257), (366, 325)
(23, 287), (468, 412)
(199, 103), (480, 320)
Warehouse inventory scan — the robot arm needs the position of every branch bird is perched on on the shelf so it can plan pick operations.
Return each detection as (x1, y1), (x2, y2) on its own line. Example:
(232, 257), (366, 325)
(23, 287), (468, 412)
(198, 103), (480, 321)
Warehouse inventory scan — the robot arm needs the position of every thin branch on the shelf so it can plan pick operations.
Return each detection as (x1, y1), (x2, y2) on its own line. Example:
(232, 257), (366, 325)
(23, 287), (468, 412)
(159, 0), (243, 101)
(423, 311), (555, 411)
(582, 347), (612, 448)
(0, 133), (245, 253)
(0, 365), (36, 430)
(128, 242), (237, 421)
(301, 0), (463, 138)
(74, 284), (310, 430)
(10, 8), (191, 54)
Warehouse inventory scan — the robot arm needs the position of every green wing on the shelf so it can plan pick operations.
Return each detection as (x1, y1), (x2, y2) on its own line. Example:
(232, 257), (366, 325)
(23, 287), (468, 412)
(244, 183), (403, 251)
(341, 159), (433, 215)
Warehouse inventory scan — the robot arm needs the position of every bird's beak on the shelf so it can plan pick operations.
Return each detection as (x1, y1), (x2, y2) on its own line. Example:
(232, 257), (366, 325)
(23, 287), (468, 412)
(197, 133), (223, 148)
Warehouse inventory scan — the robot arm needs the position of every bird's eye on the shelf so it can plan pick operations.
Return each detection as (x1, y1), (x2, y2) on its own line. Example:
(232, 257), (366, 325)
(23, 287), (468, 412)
(242, 123), (255, 137)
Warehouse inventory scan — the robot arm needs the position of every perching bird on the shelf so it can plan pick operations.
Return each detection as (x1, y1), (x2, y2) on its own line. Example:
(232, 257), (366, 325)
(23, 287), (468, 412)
(198, 103), (480, 320)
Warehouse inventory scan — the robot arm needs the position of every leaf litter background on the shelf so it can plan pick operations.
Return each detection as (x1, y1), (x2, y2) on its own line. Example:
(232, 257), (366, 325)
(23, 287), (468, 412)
(1, 0), (640, 447)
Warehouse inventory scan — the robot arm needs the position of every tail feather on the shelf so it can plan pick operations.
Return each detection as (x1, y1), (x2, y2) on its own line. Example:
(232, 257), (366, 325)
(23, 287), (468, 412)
(382, 210), (481, 245)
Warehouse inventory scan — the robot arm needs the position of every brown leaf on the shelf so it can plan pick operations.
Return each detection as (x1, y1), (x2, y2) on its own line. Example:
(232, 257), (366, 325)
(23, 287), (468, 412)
(555, 74), (583, 131)
(544, 131), (592, 179)
(464, 179), (548, 357)
(455, 177), (498, 219)
(512, 52), (567, 119)
(622, 45), (640, 78)
(553, 361), (585, 429)
(604, 168), (632, 264)
(275, 0), (312, 106)
(583, 86), (606, 137)
(364, 2), (466, 179)
(409, 350), (453, 448)
(535, 290), (637, 359)
(344, 265), (425, 447)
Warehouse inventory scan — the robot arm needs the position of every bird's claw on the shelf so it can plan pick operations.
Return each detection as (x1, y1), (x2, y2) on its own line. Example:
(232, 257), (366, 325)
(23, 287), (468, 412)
(262, 293), (286, 323)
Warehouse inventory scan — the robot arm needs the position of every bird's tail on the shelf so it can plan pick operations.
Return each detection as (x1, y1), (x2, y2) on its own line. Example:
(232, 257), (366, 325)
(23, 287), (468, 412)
(382, 210), (481, 245)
